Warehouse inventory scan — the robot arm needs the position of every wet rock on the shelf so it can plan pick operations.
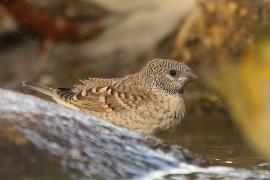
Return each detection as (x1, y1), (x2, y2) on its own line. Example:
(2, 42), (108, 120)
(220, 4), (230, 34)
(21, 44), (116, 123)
(0, 89), (203, 179)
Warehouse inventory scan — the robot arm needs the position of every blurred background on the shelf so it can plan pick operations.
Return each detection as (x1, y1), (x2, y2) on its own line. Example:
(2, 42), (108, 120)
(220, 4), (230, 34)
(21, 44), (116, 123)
(1, 0), (270, 173)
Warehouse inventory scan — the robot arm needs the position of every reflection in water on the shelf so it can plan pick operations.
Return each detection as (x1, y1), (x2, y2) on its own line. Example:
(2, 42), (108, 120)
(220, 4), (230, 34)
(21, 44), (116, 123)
(159, 114), (270, 171)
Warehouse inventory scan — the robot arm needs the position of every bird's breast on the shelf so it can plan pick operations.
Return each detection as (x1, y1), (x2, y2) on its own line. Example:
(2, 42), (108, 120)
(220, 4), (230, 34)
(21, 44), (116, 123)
(88, 92), (185, 134)
(135, 93), (185, 134)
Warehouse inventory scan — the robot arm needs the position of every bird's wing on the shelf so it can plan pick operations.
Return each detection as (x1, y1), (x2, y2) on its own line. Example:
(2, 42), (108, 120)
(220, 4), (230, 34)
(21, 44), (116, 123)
(57, 83), (148, 113)
(73, 77), (122, 92)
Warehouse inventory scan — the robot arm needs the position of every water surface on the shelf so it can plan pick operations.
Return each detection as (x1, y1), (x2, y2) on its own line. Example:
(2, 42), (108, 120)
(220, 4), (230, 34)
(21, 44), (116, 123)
(159, 114), (270, 171)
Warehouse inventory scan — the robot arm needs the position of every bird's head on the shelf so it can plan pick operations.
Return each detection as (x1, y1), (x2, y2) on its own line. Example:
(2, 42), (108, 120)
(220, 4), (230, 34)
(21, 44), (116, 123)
(140, 58), (198, 95)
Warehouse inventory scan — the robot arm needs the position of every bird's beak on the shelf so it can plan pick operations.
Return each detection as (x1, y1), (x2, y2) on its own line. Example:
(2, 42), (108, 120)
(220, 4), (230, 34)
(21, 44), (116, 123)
(178, 69), (198, 83)
(185, 70), (198, 81)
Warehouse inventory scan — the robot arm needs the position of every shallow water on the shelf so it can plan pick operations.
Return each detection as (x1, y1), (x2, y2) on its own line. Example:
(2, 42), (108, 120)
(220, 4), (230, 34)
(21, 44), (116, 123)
(141, 163), (270, 179)
(159, 115), (270, 171)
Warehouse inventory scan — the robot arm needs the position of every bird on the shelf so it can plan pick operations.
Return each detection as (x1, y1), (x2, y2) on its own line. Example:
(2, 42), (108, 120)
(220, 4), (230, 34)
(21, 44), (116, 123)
(22, 58), (197, 134)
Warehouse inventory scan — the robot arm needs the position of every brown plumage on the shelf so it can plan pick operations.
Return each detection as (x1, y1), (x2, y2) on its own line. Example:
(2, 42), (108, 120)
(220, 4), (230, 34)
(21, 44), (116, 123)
(22, 58), (197, 134)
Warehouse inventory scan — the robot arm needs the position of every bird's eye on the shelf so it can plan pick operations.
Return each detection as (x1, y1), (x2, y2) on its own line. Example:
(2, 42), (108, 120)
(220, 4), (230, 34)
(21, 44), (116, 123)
(169, 69), (177, 76)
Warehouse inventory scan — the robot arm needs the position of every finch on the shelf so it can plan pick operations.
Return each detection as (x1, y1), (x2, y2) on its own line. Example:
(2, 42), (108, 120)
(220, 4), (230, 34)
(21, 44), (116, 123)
(23, 58), (197, 134)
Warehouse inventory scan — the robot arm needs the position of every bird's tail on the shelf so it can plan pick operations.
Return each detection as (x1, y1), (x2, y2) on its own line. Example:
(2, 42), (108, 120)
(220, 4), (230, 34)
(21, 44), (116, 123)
(22, 81), (56, 97)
